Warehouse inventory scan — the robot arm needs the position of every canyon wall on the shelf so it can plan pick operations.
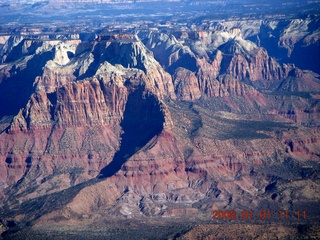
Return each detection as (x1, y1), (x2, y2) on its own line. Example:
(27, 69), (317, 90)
(0, 21), (319, 229)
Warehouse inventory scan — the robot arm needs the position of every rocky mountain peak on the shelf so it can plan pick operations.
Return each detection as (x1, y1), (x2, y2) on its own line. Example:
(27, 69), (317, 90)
(218, 36), (258, 56)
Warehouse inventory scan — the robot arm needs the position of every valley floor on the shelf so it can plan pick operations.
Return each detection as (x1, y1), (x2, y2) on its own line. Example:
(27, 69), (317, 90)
(3, 221), (320, 240)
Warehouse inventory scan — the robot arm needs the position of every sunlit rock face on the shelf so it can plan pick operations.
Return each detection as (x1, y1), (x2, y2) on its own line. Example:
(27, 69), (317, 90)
(0, 19), (320, 232)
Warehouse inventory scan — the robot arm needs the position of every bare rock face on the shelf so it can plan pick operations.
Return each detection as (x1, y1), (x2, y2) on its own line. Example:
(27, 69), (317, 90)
(218, 39), (289, 81)
(142, 31), (197, 74)
(91, 36), (175, 99)
(173, 68), (201, 101)
(141, 30), (297, 107)
(258, 17), (320, 74)
(0, 34), (175, 201)
(0, 24), (320, 235)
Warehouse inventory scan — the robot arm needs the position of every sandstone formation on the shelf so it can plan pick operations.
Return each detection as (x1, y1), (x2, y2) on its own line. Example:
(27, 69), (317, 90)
(0, 20), (319, 238)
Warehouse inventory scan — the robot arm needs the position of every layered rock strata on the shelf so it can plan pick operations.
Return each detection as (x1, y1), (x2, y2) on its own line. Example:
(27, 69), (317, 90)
(0, 27), (319, 231)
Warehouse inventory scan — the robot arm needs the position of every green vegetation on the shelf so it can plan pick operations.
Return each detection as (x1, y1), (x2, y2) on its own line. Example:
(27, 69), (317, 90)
(168, 100), (297, 141)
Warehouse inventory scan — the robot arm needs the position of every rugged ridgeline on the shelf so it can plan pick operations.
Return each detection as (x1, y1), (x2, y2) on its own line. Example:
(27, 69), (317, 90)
(0, 18), (320, 238)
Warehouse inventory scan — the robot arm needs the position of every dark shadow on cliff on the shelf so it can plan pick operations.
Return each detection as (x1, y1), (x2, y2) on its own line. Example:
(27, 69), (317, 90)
(98, 87), (165, 178)
(0, 51), (53, 120)
(76, 42), (102, 80)
(167, 54), (197, 75)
